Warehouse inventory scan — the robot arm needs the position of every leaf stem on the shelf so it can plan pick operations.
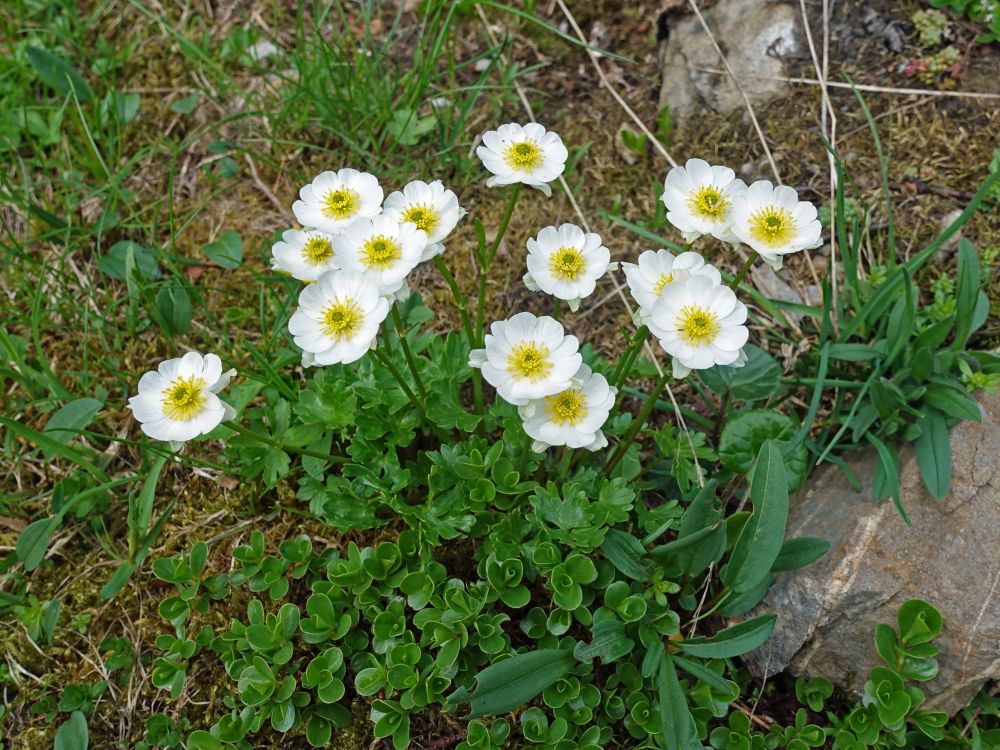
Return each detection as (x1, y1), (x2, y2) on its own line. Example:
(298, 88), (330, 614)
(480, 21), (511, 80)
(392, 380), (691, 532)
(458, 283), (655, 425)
(223, 421), (348, 464)
(391, 305), (428, 400)
(729, 252), (759, 290)
(605, 368), (671, 475)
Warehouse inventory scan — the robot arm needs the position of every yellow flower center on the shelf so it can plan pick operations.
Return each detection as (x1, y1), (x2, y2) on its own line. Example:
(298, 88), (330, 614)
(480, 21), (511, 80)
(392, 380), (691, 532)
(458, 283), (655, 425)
(503, 140), (543, 171)
(677, 304), (720, 346)
(549, 247), (587, 281)
(361, 235), (402, 269)
(653, 271), (674, 296)
(161, 375), (207, 421)
(687, 185), (729, 220)
(545, 388), (587, 426)
(507, 341), (552, 382)
(321, 299), (363, 340)
(321, 187), (360, 220)
(301, 236), (334, 265)
(748, 206), (796, 247)
(401, 203), (440, 234)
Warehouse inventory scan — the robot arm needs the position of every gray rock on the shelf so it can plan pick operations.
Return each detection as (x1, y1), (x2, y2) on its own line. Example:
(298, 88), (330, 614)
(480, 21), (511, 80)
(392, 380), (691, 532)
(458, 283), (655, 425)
(658, 0), (802, 121)
(746, 392), (1000, 715)
(751, 265), (804, 325)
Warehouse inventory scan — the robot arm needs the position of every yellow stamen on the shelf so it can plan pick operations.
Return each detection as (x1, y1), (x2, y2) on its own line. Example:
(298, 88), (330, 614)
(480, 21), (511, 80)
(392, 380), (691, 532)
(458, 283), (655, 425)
(302, 236), (334, 265)
(545, 388), (587, 426)
(549, 247), (587, 281)
(687, 185), (729, 220)
(507, 341), (552, 381)
(653, 272), (674, 296)
(748, 206), (796, 247)
(321, 299), (363, 340)
(401, 203), (440, 234)
(321, 188), (360, 220)
(677, 304), (720, 346)
(161, 375), (207, 421)
(361, 235), (402, 269)
(503, 140), (543, 171)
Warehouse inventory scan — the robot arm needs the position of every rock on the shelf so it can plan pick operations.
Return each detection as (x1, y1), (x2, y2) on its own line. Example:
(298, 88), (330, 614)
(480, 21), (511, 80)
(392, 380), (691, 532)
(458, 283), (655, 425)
(658, 0), (802, 121)
(751, 265), (804, 325)
(746, 391), (1000, 715)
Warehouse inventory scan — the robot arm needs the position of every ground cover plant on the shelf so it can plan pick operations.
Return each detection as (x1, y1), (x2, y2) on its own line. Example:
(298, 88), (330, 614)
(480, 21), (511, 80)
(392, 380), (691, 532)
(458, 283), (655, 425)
(2, 1), (1000, 749)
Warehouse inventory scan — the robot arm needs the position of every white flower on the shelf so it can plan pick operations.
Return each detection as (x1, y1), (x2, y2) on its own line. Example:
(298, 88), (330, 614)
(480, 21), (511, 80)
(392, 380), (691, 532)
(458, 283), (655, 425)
(476, 123), (568, 196)
(730, 180), (823, 269)
(621, 249), (722, 315)
(288, 271), (390, 365)
(468, 312), (582, 406)
(662, 158), (747, 243)
(382, 180), (465, 262)
(270, 228), (339, 282)
(127, 352), (236, 447)
(523, 224), (616, 312)
(333, 214), (427, 295)
(292, 169), (383, 234)
(646, 274), (749, 379)
(518, 364), (616, 452)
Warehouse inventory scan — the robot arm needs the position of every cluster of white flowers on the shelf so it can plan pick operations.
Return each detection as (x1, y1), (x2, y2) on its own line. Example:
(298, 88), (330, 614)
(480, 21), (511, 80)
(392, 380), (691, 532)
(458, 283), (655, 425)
(127, 124), (820, 459)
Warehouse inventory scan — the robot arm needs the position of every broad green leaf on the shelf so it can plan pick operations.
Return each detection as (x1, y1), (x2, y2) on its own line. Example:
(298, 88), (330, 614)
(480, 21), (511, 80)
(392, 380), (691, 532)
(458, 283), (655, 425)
(16, 517), (59, 571)
(155, 279), (192, 336)
(915, 409), (951, 501)
(54, 711), (89, 750)
(923, 384), (981, 423)
(952, 238), (980, 349)
(171, 92), (200, 114)
(447, 649), (575, 718)
(658, 654), (701, 750)
(699, 345), (781, 402)
(771, 537), (830, 572)
(723, 441), (788, 593)
(186, 731), (224, 750)
(718, 409), (807, 490)
(97, 241), (160, 281)
(672, 655), (735, 694)
(677, 614), (777, 658)
(203, 230), (243, 269)
(573, 619), (635, 664)
(27, 47), (94, 103)
(44, 397), (103, 448)
(828, 343), (884, 361)
(600, 530), (649, 581)
(867, 433), (909, 525)
(718, 574), (773, 617)
(675, 480), (723, 575)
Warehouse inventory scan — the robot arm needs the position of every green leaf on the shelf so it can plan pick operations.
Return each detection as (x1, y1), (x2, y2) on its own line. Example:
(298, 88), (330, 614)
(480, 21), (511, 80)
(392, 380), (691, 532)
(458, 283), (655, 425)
(771, 537), (830, 572)
(155, 279), (192, 336)
(16, 518), (59, 571)
(723, 441), (788, 593)
(44, 397), (103, 448)
(203, 230), (243, 269)
(97, 241), (159, 281)
(600, 530), (649, 581)
(897, 599), (942, 645)
(186, 731), (224, 750)
(27, 47), (94, 103)
(171, 92), (200, 114)
(658, 654), (701, 750)
(573, 619), (635, 664)
(952, 238), (980, 349)
(386, 108), (437, 145)
(675, 480), (723, 576)
(828, 343), (885, 361)
(718, 409), (807, 490)
(54, 711), (89, 750)
(672, 655), (735, 694)
(915, 409), (951, 501)
(923, 384), (981, 423)
(100, 561), (135, 600)
(866, 433), (909, 524)
(677, 614), (777, 658)
(699, 345), (781, 402)
(447, 649), (575, 719)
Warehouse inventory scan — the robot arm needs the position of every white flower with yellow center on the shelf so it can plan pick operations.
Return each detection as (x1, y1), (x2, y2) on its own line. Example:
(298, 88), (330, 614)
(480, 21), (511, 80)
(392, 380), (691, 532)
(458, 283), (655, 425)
(476, 123), (568, 197)
(621, 249), (722, 316)
(127, 352), (236, 447)
(270, 228), (339, 282)
(646, 274), (749, 379)
(662, 158), (747, 243)
(292, 169), (383, 235)
(730, 180), (823, 269)
(523, 223), (616, 312)
(333, 214), (427, 296)
(288, 270), (390, 365)
(468, 312), (582, 406)
(382, 180), (464, 262)
(518, 364), (616, 452)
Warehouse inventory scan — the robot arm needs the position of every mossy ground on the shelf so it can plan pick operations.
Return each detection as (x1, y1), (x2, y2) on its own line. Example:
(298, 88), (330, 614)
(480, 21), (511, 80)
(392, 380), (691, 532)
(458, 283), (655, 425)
(1, 0), (998, 746)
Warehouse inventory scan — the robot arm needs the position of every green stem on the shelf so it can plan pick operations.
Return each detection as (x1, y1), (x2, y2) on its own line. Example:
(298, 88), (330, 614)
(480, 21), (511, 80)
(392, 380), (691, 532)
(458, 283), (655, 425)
(223, 421), (348, 464)
(476, 184), (522, 346)
(729, 252), (759, 290)
(371, 348), (428, 418)
(612, 325), (649, 391)
(605, 369), (671, 475)
(552, 298), (562, 321)
(391, 305), (428, 400)
(433, 255), (476, 347)
(557, 445), (573, 477)
(129, 452), (168, 561)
